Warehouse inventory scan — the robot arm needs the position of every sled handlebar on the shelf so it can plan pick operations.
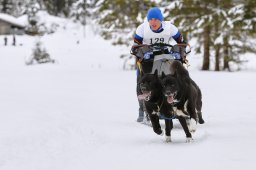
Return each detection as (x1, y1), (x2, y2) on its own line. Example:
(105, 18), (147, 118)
(132, 43), (173, 49)
(130, 43), (191, 56)
(130, 43), (173, 55)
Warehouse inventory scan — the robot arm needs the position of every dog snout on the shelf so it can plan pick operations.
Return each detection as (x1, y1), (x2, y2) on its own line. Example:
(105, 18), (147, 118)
(165, 90), (171, 96)
(140, 83), (147, 92)
(141, 86), (147, 93)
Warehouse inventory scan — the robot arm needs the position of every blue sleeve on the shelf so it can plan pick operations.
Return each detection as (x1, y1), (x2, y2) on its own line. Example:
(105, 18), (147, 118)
(172, 31), (181, 42)
(134, 34), (143, 44)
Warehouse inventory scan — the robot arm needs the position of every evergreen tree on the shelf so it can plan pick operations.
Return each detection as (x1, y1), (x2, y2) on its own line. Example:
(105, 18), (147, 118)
(215, 1), (256, 70)
(0, 0), (37, 16)
(42, 0), (75, 17)
(0, 0), (14, 14)
(70, 0), (96, 24)
(94, 0), (156, 46)
(164, 0), (256, 71)
(243, 0), (256, 38)
(164, 0), (215, 70)
(244, 0), (256, 35)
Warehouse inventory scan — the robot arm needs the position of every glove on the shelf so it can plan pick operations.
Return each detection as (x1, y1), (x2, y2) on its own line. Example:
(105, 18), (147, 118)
(130, 46), (138, 55)
(171, 52), (181, 60)
(143, 52), (152, 60)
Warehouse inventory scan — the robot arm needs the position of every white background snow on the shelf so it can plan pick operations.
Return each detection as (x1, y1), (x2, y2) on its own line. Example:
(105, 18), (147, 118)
(0, 16), (256, 170)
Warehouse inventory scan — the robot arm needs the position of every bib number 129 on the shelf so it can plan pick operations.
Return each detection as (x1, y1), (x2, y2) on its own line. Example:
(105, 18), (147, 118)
(150, 38), (164, 44)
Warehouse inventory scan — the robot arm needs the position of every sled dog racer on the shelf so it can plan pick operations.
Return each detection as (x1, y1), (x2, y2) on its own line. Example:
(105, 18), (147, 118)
(131, 7), (188, 123)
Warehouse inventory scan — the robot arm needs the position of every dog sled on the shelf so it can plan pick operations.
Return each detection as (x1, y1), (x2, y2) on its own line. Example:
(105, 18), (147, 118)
(131, 43), (191, 76)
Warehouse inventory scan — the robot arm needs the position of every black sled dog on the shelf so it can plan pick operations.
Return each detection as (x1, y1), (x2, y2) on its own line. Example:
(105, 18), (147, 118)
(138, 70), (194, 142)
(161, 60), (205, 134)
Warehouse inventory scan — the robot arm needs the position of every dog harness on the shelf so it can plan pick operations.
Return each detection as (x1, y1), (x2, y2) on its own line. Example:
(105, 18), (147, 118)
(152, 97), (177, 120)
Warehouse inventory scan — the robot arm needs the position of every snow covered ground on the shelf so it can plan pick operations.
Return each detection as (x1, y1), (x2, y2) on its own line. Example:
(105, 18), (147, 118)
(0, 21), (256, 170)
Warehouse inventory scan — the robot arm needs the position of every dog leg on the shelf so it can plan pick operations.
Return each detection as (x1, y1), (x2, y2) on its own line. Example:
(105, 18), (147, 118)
(165, 136), (172, 143)
(197, 111), (205, 124)
(164, 119), (172, 142)
(186, 137), (193, 143)
(189, 118), (197, 133)
(164, 119), (172, 136)
(149, 114), (163, 135)
(178, 116), (192, 139)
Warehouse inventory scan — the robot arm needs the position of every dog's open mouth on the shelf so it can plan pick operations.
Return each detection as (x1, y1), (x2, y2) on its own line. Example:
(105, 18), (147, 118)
(165, 92), (177, 104)
(138, 91), (152, 101)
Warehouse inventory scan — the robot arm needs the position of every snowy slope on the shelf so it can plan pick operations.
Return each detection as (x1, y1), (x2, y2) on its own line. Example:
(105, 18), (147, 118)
(0, 19), (256, 170)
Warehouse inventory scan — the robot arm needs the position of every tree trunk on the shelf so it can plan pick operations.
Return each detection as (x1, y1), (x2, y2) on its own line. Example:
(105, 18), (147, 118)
(215, 45), (220, 71)
(213, 3), (220, 72)
(223, 36), (230, 71)
(2, 0), (10, 13)
(202, 25), (210, 70)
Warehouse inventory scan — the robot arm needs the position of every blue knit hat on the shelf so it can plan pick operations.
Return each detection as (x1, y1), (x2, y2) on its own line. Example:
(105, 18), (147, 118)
(147, 7), (163, 21)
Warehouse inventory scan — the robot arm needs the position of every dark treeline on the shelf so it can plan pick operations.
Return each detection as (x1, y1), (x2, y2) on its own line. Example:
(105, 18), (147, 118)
(0, 0), (255, 71)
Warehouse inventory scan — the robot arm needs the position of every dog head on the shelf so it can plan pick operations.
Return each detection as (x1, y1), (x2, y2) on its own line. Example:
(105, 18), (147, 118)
(161, 73), (180, 104)
(138, 70), (162, 101)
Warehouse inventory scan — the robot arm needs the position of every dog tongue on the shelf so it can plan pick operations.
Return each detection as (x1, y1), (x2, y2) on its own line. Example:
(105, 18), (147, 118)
(167, 96), (174, 104)
(138, 94), (147, 100)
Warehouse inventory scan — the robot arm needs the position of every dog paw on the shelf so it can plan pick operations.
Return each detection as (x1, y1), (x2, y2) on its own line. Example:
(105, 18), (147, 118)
(189, 118), (197, 133)
(165, 136), (172, 143)
(199, 118), (205, 124)
(186, 137), (193, 143)
(155, 128), (164, 136)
